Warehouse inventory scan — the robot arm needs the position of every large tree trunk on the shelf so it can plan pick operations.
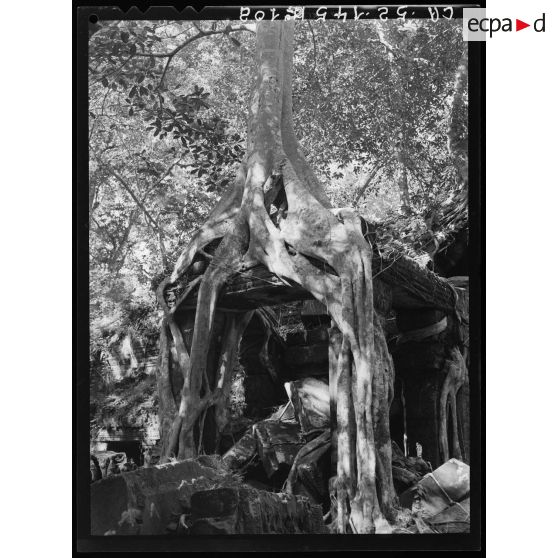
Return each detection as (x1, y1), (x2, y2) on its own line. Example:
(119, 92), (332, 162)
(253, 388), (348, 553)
(157, 21), (396, 532)
(155, 322), (178, 458)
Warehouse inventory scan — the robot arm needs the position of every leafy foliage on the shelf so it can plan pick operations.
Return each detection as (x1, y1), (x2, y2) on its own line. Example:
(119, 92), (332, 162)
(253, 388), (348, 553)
(292, 19), (467, 262)
(89, 19), (467, 365)
(90, 371), (158, 434)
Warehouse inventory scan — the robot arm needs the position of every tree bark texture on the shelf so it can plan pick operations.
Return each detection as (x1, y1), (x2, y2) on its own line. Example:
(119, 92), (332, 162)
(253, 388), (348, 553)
(438, 346), (468, 463)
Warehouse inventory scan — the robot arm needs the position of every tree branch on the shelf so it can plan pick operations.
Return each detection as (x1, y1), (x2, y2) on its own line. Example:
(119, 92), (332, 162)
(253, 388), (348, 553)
(93, 152), (161, 232)
(91, 24), (254, 93)
(306, 20), (318, 84)
(146, 25), (254, 92)
(107, 208), (140, 272)
(370, 25), (400, 62)
(147, 151), (188, 193)
(135, 25), (255, 60)
(91, 55), (134, 86)
(353, 162), (386, 205)
(157, 56), (173, 90)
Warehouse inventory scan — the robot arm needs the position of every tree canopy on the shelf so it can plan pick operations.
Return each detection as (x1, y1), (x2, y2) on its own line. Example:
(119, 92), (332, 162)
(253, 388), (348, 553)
(89, 18), (467, 371)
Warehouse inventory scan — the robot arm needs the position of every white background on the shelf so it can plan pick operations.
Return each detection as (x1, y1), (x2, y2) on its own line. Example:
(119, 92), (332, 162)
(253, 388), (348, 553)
(0, 1), (555, 555)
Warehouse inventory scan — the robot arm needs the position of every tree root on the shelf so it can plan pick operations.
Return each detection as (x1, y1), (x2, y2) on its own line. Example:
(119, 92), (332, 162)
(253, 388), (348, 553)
(156, 21), (397, 531)
(439, 346), (468, 462)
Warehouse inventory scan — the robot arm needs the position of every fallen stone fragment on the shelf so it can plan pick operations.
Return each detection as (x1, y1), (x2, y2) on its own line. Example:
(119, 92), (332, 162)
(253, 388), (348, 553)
(90, 454), (102, 482)
(426, 497), (470, 533)
(399, 458), (470, 518)
(223, 400), (303, 473)
(415, 516), (436, 534)
(291, 432), (331, 506)
(253, 421), (305, 477)
(222, 427), (258, 471)
(266, 400), (296, 423)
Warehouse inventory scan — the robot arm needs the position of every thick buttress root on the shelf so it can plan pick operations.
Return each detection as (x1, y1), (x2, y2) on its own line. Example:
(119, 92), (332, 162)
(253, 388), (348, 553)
(157, 21), (396, 532)
(439, 346), (468, 462)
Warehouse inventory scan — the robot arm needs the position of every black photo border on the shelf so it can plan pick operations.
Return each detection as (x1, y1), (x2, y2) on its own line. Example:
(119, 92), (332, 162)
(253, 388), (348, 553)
(74, 1), (485, 554)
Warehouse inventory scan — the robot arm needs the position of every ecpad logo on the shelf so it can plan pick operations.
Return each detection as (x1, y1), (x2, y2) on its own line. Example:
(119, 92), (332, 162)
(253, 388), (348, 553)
(463, 8), (546, 41)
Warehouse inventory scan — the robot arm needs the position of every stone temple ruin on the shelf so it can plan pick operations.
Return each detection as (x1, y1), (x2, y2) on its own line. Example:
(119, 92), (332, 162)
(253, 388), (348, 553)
(90, 214), (470, 535)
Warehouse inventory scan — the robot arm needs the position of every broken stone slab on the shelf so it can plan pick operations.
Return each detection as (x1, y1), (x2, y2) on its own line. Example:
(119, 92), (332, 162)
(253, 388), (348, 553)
(141, 472), (246, 535)
(414, 515), (436, 534)
(224, 422), (331, 507)
(222, 427), (258, 471)
(219, 416), (255, 454)
(266, 400), (296, 423)
(191, 486), (241, 518)
(189, 487), (326, 534)
(286, 377), (330, 432)
(92, 451), (127, 478)
(141, 485), (196, 535)
(292, 434), (331, 506)
(90, 459), (232, 535)
(90, 454), (102, 482)
(253, 421), (306, 478)
(91, 475), (131, 535)
(426, 497), (470, 533)
(222, 401), (302, 474)
(399, 458), (470, 518)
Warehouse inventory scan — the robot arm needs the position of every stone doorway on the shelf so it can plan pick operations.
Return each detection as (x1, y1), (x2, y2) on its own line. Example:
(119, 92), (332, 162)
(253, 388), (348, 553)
(105, 440), (143, 465)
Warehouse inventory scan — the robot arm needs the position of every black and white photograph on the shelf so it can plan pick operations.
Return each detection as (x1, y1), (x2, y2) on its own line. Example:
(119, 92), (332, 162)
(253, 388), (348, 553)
(80, 4), (480, 548)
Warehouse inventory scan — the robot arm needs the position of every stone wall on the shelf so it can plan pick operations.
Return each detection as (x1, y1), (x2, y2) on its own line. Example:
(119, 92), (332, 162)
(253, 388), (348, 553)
(190, 487), (326, 534)
(90, 459), (325, 535)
